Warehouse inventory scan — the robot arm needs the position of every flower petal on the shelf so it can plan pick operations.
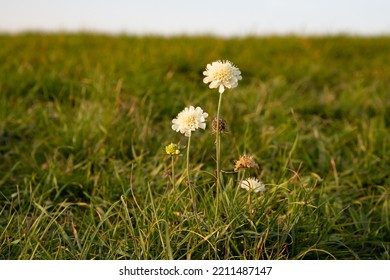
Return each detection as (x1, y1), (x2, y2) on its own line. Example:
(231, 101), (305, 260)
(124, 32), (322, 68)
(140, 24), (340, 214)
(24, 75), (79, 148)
(203, 77), (211, 83)
(209, 80), (219, 88)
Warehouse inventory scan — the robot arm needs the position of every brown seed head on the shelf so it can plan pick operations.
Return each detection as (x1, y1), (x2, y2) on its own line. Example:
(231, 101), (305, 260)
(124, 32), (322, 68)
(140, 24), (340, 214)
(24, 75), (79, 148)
(212, 117), (228, 133)
(234, 155), (259, 172)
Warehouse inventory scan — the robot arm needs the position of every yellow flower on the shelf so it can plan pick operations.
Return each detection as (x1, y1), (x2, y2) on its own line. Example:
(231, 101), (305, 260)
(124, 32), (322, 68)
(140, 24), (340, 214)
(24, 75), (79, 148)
(165, 143), (180, 156)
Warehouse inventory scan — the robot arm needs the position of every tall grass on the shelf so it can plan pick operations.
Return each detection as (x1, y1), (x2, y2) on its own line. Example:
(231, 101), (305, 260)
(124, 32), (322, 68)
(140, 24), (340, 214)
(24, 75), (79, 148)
(0, 34), (389, 259)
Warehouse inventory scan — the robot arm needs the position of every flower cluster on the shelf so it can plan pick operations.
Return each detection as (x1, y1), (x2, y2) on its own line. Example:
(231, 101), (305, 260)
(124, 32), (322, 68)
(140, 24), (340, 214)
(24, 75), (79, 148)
(166, 59), (266, 220)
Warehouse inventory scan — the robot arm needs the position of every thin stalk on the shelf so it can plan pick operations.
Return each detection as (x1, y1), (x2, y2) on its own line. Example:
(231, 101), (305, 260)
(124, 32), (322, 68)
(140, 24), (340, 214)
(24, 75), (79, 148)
(186, 135), (199, 226)
(171, 156), (175, 190)
(248, 191), (253, 221)
(216, 92), (223, 187)
(186, 135), (191, 187)
(215, 92), (223, 220)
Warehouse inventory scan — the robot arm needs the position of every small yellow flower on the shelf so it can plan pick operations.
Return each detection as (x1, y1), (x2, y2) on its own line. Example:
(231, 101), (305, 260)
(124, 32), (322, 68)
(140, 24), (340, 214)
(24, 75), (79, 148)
(165, 143), (180, 156)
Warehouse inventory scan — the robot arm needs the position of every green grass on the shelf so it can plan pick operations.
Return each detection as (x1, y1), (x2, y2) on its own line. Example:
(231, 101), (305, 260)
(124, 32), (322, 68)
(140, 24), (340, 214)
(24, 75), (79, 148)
(0, 34), (389, 260)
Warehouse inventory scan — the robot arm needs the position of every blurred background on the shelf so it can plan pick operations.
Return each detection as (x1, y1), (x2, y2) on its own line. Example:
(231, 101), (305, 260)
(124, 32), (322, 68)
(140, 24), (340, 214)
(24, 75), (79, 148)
(1, 0), (390, 36)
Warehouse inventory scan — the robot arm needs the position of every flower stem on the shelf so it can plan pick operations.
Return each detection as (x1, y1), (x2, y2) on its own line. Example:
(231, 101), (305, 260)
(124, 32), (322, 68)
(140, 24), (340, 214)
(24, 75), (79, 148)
(186, 135), (199, 226)
(171, 156), (175, 190)
(248, 191), (253, 221)
(187, 135), (191, 186)
(215, 92), (223, 218)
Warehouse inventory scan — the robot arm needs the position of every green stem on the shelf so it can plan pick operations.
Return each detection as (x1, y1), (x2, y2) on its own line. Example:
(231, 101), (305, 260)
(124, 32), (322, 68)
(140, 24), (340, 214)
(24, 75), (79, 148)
(186, 135), (198, 225)
(216, 92), (223, 186)
(248, 191), (253, 221)
(187, 135), (191, 186)
(171, 156), (175, 190)
(215, 92), (223, 220)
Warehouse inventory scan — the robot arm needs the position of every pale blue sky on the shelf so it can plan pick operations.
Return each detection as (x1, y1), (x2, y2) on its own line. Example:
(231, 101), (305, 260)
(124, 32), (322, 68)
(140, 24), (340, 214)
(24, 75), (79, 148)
(1, 0), (389, 36)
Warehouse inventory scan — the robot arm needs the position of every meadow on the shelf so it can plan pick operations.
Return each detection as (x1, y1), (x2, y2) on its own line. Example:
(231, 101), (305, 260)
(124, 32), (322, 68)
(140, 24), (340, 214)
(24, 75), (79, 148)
(0, 34), (389, 260)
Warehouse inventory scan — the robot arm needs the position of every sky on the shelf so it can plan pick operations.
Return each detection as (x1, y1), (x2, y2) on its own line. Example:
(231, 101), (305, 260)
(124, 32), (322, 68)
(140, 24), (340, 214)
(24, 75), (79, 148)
(1, 0), (390, 36)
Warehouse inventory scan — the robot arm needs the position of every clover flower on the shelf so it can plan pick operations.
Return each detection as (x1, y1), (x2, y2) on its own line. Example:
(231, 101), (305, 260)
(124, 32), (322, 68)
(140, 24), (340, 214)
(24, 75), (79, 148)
(165, 143), (180, 156)
(203, 60), (242, 93)
(234, 155), (259, 172)
(172, 106), (208, 137)
(240, 177), (265, 193)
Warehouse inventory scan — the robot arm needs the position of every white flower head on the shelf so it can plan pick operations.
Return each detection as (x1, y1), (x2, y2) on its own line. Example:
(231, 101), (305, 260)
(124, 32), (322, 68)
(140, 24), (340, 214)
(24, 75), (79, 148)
(240, 177), (266, 193)
(203, 60), (242, 93)
(172, 106), (208, 137)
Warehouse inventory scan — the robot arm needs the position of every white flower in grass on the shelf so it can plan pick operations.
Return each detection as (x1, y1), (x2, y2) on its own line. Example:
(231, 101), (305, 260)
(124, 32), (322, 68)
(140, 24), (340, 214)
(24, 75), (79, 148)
(203, 60), (242, 93)
(240, 177), (266, 193)
(172, 106), (208, 137)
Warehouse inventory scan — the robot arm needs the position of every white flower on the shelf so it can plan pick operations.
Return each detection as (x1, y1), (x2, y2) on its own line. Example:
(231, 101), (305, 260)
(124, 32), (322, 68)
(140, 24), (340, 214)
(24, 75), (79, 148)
(203, 60), (242, 93)
(172, 106), (208, 137)
(240, 177), (266, 193)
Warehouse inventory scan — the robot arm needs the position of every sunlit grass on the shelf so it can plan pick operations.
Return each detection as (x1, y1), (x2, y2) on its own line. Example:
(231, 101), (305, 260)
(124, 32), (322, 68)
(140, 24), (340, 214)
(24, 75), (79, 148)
(0, 34), (389, 259)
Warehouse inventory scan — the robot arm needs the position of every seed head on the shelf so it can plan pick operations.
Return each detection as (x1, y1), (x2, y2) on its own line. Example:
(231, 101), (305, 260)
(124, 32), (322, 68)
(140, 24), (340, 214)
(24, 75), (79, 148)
(234, 155), (259, 172)
(212, 117), (228, 133)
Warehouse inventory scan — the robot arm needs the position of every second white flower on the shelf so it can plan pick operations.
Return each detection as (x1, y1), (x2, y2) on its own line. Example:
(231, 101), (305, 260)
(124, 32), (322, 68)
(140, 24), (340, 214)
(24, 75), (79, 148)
(172, 106), (208, 137)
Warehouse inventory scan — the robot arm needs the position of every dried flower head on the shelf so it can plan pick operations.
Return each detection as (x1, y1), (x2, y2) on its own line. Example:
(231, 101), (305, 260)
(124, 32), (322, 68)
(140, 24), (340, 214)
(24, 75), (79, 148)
(203, 60), (242, 93)
(172, 106), (208, 137)
(234, 155), (259, 172)
(165, 143), (180, 156)
(212, 117), (228, 133)
(240, 177), (265, 193)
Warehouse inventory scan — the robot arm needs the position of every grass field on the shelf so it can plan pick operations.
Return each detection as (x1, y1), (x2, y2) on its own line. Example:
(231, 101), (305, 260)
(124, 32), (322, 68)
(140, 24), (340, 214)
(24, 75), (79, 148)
(0, 34), (389, 260)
